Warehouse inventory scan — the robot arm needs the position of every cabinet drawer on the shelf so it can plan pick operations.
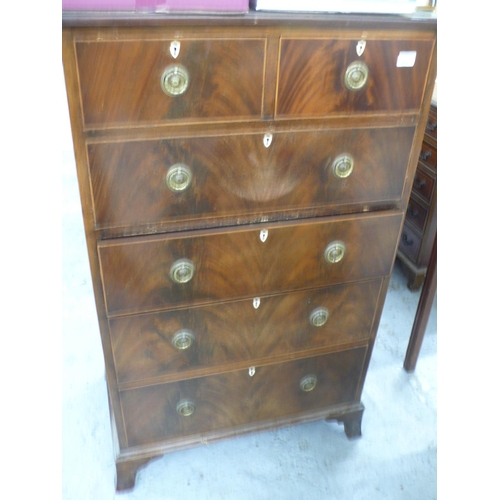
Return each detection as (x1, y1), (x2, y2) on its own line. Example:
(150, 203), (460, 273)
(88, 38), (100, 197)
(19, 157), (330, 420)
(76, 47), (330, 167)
(88, 127), (415, 230)
(75, 38), (265, 128)
(399, 223), (422, 262)
(405, 196), (428, 232)
(120, 347), (367, 447)
(418, 142), (437, 171)
(425, 106), (437, 142)
(276, 38), (434, 118)
(412, 167), (435, 203)
(98, 211), (403, 316)
(110, 279), (382, 386)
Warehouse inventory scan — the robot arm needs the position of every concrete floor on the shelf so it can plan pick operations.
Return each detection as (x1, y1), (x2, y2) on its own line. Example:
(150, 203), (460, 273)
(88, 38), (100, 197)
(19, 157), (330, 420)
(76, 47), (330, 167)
(61, 74), (437, 499)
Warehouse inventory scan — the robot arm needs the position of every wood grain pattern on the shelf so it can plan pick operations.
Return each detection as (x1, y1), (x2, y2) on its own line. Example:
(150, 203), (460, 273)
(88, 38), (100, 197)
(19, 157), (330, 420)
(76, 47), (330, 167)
(98, 211), (403, 316)
(120, 347), (366, 447)
(62, 13), (437, 491)
(109, 279), (382, 386)
(75, 38), (265, 128)
(88, 127), (414, 231)
(276, 38), (434, 117)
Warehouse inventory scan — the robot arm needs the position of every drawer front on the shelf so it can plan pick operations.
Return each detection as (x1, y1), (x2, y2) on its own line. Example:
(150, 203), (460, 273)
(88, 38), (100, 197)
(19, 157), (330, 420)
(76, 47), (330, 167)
(405, 196), (429, 232)
(89, 127), (414, 230)
(412, 167), (435, 203)
(399, 223), (422, 262)
(110, 279), (382, 385)
(425, 106), (437, 141)
(276, 38), (434, 118)
(75, 38), (265, 128)
(418, 142), (437, 171)
(120, 347), (367, 447)
(98, 212), (403, 316)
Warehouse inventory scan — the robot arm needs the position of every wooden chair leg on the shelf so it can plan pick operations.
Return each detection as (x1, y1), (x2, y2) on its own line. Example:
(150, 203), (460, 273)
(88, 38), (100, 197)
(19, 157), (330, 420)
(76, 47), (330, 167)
(404, 234), (437, 373)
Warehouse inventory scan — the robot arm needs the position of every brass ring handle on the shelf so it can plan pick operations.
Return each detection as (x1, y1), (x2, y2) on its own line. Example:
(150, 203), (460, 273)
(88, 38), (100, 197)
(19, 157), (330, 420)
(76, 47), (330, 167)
(300, 375), (317, 392)
(169, 258), (195, 284)
(344, 61), (369, 91)
(166, 163), (192, 192)
(176, 399), (195, 417)
(309, 307), (329, 327)
(172, 330), (195, 350)
(161, 64), (190, 97)
(324, 241), (346, 264)
(332, 154), (354, 179)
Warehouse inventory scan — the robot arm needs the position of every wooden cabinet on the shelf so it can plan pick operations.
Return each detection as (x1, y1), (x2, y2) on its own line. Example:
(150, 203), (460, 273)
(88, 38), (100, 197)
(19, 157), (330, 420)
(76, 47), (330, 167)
(62, 11), (436, 491)
(398, 102), (437, 290)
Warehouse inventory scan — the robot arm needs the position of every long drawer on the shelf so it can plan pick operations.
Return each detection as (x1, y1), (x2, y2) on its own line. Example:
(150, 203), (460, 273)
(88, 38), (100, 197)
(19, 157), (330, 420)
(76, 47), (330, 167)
(98, 211), (403, 316)
(120, 347), (367, 448)
(110, 279), (382, 386)
(75, 38), (266, 128)
(88, 127), (415, 230)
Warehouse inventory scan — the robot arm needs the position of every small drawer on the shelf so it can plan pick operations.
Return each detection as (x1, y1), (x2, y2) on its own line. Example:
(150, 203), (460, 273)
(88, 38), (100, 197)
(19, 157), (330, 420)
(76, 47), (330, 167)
(418, 143), (437, 171)
(109, 279), (382, 385)
(88, 126), (415, 231)
(75, 38), (265, 128)
(98, 211), (403, 316)
(120, 347), (367, 447)
(405, 197), (429, 232)
(399, 223), (422, 262)
(412, 167), (435, 203)
(276, 38), (434, 118)
(425, 107), (437, 141)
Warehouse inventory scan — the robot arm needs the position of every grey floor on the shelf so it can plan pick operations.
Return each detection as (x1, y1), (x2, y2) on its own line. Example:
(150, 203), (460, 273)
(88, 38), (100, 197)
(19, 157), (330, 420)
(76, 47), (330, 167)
(61, 71), (437, 500)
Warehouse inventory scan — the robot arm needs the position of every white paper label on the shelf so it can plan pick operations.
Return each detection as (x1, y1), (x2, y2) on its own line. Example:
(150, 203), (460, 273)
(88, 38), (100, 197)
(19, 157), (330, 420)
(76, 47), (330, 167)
(397, 51), (417, 68)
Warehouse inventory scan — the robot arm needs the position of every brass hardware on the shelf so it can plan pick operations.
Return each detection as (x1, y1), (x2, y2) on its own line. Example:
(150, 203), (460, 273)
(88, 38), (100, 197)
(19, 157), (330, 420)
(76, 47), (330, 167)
(260, 229), (268, 242)
(170, 258), (195, 284)
(249, 366), (256, 377)
(263, 133), (273, 148)
(170, 40), (181, 59)
(166, 163), (192, 192)
(344, 61), (369, 91)
(253, 297), (261, 309)
(356, 40), (366, 56)
(332, 154), (354, 179)
(300, 375), (317, 392)
(172, 329), (195, 350)
(310, 307), (329, 327)
(324, 241), (346, 264)
(176, 399), (195, 417)
(161, 64), (190, 96)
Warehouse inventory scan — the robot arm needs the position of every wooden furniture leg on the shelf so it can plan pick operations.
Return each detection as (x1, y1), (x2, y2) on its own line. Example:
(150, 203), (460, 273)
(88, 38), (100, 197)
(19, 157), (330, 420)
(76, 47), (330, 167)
(404, 234), (437, 373)
(326, 404), (364, 439)
(116, 456), (158, 492)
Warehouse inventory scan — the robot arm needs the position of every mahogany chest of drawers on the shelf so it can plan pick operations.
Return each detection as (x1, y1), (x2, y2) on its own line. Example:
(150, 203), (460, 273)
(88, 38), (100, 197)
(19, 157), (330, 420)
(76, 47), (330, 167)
(62, 11), (437, 491)
(398, 102), (437, 290)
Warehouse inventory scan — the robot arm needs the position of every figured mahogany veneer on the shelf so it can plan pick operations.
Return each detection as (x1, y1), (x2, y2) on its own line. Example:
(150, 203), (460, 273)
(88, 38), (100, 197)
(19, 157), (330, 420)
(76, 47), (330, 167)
(110, 280), (382, 387)
(120, 348), (367, 448)
(276, 38), (433, 118)
(98, 212), (402, 316)
(76, 38), (266, 128)
(88, 127), (414, 231)
(63, 11), (437, 492)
